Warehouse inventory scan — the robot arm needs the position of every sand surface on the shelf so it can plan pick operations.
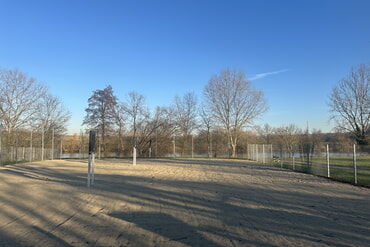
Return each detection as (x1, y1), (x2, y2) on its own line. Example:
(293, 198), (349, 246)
(0, 158), (369, 247)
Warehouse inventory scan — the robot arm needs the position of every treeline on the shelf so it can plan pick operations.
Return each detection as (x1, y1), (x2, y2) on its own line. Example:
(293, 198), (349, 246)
(252, 123), (362, 155)
(60, 123), (358, 158)
(0, 67), (269, 158)
(81, 68), (268, 157)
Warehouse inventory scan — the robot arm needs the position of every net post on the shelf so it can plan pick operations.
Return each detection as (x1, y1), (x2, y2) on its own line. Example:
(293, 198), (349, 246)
(88, 130), (96, 188)
(133, 137), (137, 166)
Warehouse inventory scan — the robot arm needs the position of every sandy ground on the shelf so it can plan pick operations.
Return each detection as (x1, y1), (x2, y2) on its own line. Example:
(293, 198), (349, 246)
(0, 158), (369, 247)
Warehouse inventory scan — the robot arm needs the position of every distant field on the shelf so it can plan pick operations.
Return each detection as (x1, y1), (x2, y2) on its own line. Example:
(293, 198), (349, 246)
(277, 155), (370, 186)
(311, 156), (370, 169)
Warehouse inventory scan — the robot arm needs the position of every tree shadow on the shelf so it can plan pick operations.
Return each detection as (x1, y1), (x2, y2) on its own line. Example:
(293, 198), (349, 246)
(31, 226), (71, 247)
(109, 211), (223, 247)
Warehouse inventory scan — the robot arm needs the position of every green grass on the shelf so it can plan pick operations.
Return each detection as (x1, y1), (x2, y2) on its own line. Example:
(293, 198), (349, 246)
(311, 156), (370, 169)
(273, 156), (370, 187)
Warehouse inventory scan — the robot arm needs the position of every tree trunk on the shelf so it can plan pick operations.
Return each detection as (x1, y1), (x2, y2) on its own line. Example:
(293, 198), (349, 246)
(231, 143), (237, 158)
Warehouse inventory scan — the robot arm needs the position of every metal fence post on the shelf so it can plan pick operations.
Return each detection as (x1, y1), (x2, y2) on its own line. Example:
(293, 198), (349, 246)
(326, 144), (330, 178)
(0, 126), (2, 166)
(353, 144), (357, 184)
(270, 144), (273, 165)
(51, 128), (54, 160)
(191, 135), (194, 158)
(280, 144), (283, 168)
(133, 136), (137, 166)
(41, 126), (44, 161)
(60, 135), (63, 159)
(30, 131), (33, 162)
(15, 129), (19, 163)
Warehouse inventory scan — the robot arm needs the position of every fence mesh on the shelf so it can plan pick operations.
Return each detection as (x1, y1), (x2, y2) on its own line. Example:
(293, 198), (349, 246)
(1, 129), (370, 186)
(0, 129), (235, 164)
(247, 144), (370, 187)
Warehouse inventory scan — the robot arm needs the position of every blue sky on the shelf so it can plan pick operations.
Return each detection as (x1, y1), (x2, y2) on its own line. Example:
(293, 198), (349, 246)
(1, 0), (369, 134)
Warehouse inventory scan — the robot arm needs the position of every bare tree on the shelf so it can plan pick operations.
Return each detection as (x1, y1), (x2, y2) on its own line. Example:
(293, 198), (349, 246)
(199, 103), (213, 157)
(134, 106), (169, 156)
(275, 124), (301, 157)
(83, 85), (118, 153)
(113, 102), (127, 155)
(173, 92), (198, 155)
(328, 64), (370, 145)
(0, 68), (46, 134)
(120, 91), (154, 155)
(204, 68), (268, 157)
(151, 106), (177, 156)
(34, 93), (71, 135)
(122, 96), (176, 157)
(255, 123), (274, 144)
(123, 91), (149, 141)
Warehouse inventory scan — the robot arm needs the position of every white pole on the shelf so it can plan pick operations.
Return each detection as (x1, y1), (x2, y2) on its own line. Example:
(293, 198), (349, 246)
(133, 146), (137, 166)
(91, 153), (95, 185)
(87, 153), (91, 188)
(88, 130), (96, 187)
(133, 136), (137, 166)
(262, 144), (265, 164)
(51, 127), (54, 160)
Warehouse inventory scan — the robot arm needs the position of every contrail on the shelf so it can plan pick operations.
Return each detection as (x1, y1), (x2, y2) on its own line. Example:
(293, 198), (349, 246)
(249, 69), (289, 80)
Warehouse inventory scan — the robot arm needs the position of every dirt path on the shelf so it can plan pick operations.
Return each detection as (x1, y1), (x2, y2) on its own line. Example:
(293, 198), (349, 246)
(0, 158), (369, 246)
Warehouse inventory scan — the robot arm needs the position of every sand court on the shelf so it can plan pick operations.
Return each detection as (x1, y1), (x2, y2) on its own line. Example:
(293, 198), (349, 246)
(0, 158), (369, 246)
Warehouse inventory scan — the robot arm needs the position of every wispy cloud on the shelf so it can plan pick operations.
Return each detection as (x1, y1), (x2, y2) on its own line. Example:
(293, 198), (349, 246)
(248, 69), (289, 80)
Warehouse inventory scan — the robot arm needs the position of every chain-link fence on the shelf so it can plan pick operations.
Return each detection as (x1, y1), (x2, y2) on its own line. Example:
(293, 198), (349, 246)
(0, 129), (237, 165)
(0, 129), (63, 165)
(247, 143), (370, 187)
(2, 129), (369, 187)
